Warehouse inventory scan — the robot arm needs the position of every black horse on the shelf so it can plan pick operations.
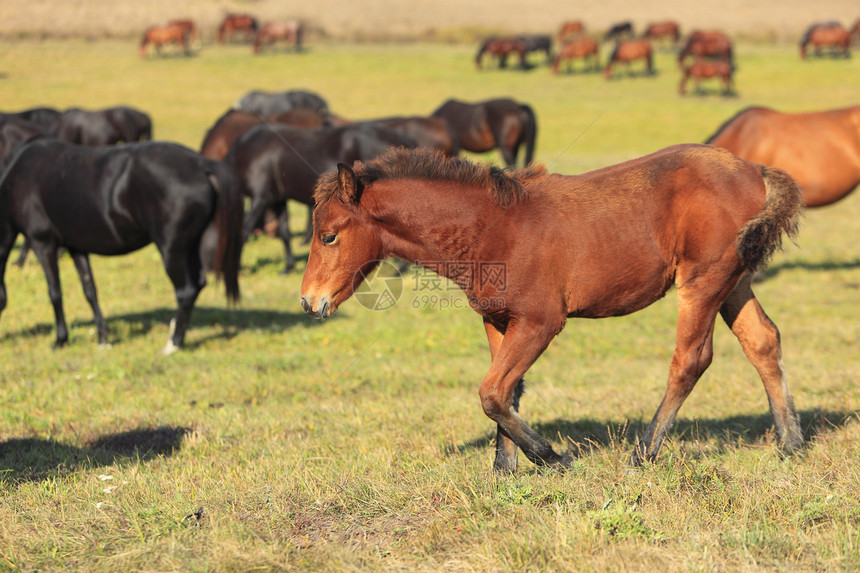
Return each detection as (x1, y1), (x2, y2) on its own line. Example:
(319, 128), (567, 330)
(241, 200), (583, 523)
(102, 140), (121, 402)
(604, 21), (634, 42)
(431, 98), (537, 167)
(57, 106), (153, 145)
(359, 116), (460, 156)
(0, 117), (46, 169)
(0, 107), (63, 135)
(232, 89), (329, 118)
(0, 140), (243, 353)
(223, 122), (414, 273)
(519, 34), (554, 66)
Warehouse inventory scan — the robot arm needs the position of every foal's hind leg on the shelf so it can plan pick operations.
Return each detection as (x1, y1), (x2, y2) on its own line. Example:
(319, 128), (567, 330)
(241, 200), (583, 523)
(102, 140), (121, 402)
(632, 278), (734, 465)
(160, 244), (205, 354)
(69, 250), (109, 346)
(719, 274), (802, 452)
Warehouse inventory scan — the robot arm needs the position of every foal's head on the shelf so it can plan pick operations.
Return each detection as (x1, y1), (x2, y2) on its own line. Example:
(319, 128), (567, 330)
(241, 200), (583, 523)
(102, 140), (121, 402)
(300, 163), (383, 319)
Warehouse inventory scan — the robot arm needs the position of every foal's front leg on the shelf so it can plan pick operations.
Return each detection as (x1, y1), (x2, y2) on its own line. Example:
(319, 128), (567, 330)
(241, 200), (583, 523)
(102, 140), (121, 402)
(478, 317), (571, 470)
(483, 319), (525, 473)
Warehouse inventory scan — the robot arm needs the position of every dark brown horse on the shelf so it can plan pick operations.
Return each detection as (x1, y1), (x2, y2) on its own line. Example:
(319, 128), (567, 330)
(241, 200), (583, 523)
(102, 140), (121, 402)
(431, 98), (536, 167)
(0, 117), (45, 169)
(475, 36), (527, 69)
(139, 23), (189, 57)
(557, 20), (586, 43)
(706, 105), (860, 207)
(679, 30), (733, 66)
(0, 140), (243, 353)
(217, 13), (259, 43)
(224, 122), (414, 273)
(359, 117), (460, 157)
(553, 37), (600, 73)
(799, 22), (852, 59)
(604, 39), (654, 78)
(679, 58), (735, 95)
(56, 106), (152, 145)
(644, 21), (681, 45)
(300, 146), (804, 472)
(200, 109), (330, 161)
(0, 107), (62, 135)
(253, 20), (304, 54)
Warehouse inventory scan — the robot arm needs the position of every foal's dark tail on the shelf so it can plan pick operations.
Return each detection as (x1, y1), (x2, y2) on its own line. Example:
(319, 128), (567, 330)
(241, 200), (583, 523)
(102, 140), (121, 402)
(206, 160), (243, 303)
(519, 104), (537, 166)
(736, 166), (804, 272)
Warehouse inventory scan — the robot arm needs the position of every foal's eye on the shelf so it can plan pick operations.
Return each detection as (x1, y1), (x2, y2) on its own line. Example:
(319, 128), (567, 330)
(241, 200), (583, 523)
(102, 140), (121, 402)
(321, 234), (337, 245)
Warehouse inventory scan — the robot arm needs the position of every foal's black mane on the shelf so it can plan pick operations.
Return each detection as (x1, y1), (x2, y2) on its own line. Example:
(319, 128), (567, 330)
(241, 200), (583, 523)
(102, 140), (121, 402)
(314, 147), (545, 212)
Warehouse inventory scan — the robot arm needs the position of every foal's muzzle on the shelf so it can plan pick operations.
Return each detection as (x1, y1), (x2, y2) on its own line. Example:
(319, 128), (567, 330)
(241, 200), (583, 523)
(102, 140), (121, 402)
(300, 294), (331, 319)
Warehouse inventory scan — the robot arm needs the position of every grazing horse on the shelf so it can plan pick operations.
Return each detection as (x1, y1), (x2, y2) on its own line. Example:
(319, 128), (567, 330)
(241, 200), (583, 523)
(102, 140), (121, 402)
(431, 98), (537, 167)
(519, 34), (554, 66)
(604, 21), (634, 42)
(553, 37), (600, 73)
(475, 36), (527, 69)
(56, 106), (152, 146)
(169, 19), (200, 47)
(200, 108), (330, 161)
(0, 140), (243, 353)
(300, 146), (804, 472)
(604, 39), (654, 78)
(233, 89), (329, 117)
(217, 13), (259, 43)
(799, 22), (851, 59)
(679, 58), (735, 95)
(679, 30), (733, 66)
(0, 107), (62, 135)
(706, 105), (860, 207)
(644, 21), (681, 45)
(253, 20), (304, 54)
(558, 20), (586, 43)
(139, 23), (189, 57)
(224, 123), (414, 273)
(361, 116), (460, 157)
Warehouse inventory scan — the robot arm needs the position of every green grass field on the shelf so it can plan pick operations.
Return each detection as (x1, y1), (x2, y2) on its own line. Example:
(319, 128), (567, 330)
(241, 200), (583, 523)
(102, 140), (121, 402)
(0, 39), (859, 572)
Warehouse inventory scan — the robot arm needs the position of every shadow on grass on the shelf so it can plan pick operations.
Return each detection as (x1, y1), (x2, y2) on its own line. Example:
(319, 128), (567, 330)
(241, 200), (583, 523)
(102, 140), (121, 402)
(762, 257), (860, 280)
(0, 425), (191, 484)
(447, 408), (858, 461)
(2, 305), (320, 347)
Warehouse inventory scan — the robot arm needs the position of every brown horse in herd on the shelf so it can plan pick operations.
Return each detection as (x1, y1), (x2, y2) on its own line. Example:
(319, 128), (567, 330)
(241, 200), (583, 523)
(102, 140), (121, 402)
(300, 146), (804, 472)
(604, 39), (653, 78)
(644, 20), (681, 46)
(706, 105), (860, 207)
(431, 98), (536, 167)
(799, 22), (852, 59)
(557, 20), (585, 43)
(253, 20), (304, 54)
(679, 30), (733, 66)
(217, 13), (259, 43)
(679, 58), (735, 95)
(475, 36), (526, 69)
(139, 23), (190, 57)
(553, 37), (600, 74)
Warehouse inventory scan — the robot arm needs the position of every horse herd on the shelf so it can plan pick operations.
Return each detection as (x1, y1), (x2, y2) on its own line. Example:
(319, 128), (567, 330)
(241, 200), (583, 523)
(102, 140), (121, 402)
(3, 80), (860, 469)
(139, 13), (304, 57)
(0, 91), (541, 354)
(481, 18), (860, 96)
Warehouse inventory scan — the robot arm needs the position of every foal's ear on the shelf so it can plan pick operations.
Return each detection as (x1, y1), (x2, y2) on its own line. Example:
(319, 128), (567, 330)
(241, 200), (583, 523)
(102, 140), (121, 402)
(336, 163), (363, 204)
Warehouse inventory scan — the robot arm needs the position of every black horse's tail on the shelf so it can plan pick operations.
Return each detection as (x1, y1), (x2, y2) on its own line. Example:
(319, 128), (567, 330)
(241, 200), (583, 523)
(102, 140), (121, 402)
(519, 104), (537, 165)
(206, 160), (242, 303)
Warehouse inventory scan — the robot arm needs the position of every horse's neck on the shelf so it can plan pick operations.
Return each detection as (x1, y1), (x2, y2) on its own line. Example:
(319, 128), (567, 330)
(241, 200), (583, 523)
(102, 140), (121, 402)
(367, 178), (496, 272)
